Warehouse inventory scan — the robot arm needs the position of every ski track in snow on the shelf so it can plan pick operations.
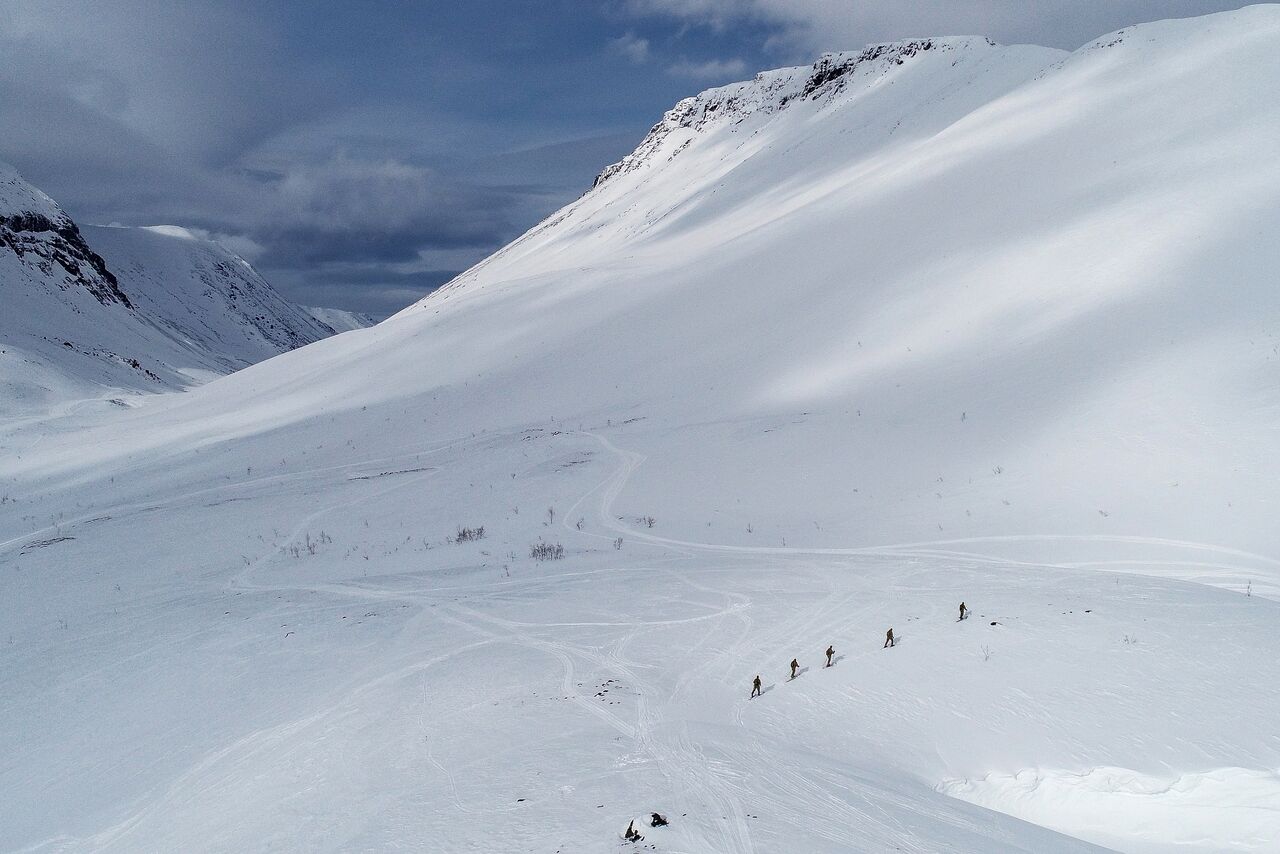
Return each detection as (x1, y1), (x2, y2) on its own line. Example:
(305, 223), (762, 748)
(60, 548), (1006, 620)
(575, 430), (1280, 601)
(4, 422), (1277, 852)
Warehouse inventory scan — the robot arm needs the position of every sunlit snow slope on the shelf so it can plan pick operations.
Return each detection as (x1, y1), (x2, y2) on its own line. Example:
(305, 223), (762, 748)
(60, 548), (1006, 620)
(3, 8), (1280, 854)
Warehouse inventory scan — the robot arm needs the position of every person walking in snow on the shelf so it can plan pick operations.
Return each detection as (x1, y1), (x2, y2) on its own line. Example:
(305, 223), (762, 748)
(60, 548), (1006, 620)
(884, 628), (895, 648)
(959, 602), (969, 621)
(825, 645), (835, 667)
(790, 658), (800, 679)
(751, 675), (762, 698)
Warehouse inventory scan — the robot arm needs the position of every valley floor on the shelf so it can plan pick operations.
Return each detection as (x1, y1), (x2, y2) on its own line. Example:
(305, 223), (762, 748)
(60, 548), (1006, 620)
(3, 418), (1278, 853)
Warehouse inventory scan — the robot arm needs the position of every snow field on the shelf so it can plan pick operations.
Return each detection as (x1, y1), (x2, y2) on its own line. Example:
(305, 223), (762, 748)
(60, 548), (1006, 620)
(3, 423), (1277, 851)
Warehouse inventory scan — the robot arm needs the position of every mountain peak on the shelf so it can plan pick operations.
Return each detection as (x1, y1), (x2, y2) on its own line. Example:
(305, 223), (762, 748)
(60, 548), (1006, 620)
(0, 162), (131, 308)
(593, 36), (1005, 188)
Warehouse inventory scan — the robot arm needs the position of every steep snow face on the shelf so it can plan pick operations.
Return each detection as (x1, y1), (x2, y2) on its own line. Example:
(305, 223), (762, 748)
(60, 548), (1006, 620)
(84, 225), (336, 370)
(4, 9), (1280, 854)
(0, 163), (131, 309)
(0, 164), (334, 415)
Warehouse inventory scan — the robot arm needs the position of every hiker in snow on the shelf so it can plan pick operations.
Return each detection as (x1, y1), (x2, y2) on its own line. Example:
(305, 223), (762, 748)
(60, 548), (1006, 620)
(624, 820), (643, 842)
(650, 812), (668, 827)
(790, 658), (800, 679)
(884, 628), (895, 648)
(751, 675), (762, 698)
(825, 645), (835, 667)
(959, 602), (969, 621)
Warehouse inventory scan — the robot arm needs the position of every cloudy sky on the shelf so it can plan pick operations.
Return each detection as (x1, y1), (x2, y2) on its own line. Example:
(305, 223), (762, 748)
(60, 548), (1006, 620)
(0, 0), (1249, 316)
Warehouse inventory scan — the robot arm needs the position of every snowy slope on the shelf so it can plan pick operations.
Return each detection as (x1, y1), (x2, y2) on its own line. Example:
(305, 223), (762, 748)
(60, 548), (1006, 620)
(0, 165), (335, 415)
(304, 305), (377, 332)
(85, 224), (337, 372)
(2, 8), (1280, 853)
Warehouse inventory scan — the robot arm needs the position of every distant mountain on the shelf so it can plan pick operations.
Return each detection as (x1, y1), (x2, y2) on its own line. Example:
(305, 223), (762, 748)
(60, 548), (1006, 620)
(0, 163), (336, 415)
(303, 305), (377, 333)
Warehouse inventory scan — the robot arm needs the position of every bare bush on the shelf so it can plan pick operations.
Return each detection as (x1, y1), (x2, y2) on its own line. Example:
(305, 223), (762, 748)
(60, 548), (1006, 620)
(454, 525), (486, 543)
(287, 530), (332, 558)
(530, 541), (565, 561)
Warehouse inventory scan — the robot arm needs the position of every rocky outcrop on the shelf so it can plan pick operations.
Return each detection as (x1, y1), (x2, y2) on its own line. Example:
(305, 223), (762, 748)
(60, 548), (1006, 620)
(1, 208), (132, 308)
(0, 162), (343, 412)
(593, 38), (998, 188)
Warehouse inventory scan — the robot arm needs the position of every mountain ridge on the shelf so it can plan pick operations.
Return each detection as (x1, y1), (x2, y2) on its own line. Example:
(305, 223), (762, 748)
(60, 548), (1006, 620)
(0, 162), (348, 414)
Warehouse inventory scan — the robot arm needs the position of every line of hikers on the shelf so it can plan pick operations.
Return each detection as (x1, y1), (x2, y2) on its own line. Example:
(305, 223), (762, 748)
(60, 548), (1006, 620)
(751, 602), (968, 697)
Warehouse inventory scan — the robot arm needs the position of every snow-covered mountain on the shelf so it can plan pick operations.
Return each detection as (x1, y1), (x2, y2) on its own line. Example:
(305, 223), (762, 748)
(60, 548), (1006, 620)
(0, 163), (336, 415)
(3, 8), (1280, 853)
(303, 305), (377, 332)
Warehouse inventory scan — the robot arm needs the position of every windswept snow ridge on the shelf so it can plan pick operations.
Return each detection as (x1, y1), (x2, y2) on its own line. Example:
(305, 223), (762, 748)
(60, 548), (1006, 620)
(592, 37), (1000, 188)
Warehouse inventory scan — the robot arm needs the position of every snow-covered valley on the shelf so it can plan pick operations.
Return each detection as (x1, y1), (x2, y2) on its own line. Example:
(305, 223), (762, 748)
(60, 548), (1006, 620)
(3, 7), (1280, 853)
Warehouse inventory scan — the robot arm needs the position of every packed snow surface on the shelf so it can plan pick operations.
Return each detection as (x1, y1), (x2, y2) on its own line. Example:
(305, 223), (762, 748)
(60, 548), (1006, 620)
(3, 8), (1280, 853)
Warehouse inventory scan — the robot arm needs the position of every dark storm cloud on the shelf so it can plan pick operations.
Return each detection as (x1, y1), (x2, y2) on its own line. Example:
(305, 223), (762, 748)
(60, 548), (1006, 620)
(626, 0), (1254, 52)
(0, 0), (1255, 316)
(250, 157), (511, 264)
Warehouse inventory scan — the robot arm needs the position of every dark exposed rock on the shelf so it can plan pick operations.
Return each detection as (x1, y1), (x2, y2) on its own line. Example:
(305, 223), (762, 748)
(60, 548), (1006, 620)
(1, 211), (132, 308)
(592, 38), (994, 190)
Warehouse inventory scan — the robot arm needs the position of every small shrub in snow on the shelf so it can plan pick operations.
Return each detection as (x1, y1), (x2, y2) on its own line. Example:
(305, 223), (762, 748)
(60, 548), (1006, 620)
(454, 525), (485, 543)
(613, 537), (624, 550)
(287, 530), (332, 558)
(530, 541), (565, 561)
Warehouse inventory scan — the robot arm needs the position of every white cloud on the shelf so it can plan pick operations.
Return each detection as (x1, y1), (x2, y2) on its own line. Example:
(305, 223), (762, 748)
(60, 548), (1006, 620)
(610, 31), (651, 63)
(626, 0), (1252, 52)
(138, 225), (267, 261)
(666, 57), (748, 80)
